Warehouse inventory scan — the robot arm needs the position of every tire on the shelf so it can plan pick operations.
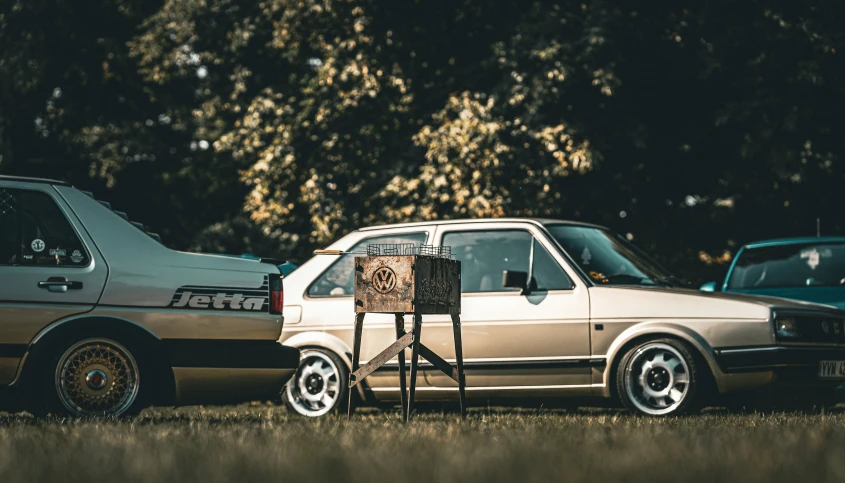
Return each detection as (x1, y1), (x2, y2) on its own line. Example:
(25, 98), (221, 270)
(282, 348), (350, 417)
(616, 338), (703, 416)
(32, 336), (147, 418)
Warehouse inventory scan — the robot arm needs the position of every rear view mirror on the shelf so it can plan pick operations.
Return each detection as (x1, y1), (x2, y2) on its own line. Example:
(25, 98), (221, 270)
(502, 270), (529, 293)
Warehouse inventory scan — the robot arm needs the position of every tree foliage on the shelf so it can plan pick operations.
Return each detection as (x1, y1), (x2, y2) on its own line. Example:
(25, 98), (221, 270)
(2, 0), (844, 281)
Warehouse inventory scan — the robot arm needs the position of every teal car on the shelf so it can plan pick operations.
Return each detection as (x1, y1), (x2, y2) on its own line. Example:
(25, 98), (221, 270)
(701, 237), (845, 310)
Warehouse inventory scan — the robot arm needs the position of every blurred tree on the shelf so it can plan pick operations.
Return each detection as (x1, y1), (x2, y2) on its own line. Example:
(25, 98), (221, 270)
(2, 0), (844, 279)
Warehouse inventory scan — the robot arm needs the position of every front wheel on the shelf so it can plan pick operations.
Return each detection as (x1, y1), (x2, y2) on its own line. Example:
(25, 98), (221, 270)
(282, 349), (349, 417)
(616, 339), (702, 416)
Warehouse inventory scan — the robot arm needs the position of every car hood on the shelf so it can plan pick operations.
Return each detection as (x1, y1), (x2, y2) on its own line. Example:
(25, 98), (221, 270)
(588, 285), (836, 320)
(727, 287), (845, 311)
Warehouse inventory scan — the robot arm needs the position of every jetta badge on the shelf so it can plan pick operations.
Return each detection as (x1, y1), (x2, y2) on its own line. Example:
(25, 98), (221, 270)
(372, 267), (397, 294)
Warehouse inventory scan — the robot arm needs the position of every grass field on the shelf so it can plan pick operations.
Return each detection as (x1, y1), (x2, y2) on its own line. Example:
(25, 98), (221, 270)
(3, 404), (845, 483)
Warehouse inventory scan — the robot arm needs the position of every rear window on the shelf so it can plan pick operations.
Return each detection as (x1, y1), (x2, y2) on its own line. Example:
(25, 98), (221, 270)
(0, 188), (91, 267)
(307, 232), (427, 297)
(727, 242), (845, 290)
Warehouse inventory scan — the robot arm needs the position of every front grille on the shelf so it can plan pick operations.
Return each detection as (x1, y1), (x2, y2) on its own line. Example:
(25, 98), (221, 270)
(790, 316), (845, 343)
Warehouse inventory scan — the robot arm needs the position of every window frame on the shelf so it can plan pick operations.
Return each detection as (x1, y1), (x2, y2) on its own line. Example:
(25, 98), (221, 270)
(440, 226), (574, 295)
(0, 187), (93, 269)
(305, 230), (430, 299)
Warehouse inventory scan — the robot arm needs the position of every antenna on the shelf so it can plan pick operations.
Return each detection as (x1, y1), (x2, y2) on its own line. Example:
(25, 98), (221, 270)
(817, 218), (821, 237)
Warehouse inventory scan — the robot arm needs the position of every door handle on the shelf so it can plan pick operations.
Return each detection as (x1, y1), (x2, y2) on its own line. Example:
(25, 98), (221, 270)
(37, 277), (83, 293)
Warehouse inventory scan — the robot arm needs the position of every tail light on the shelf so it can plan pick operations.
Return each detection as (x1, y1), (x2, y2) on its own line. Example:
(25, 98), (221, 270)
(269, 274), (284, 314)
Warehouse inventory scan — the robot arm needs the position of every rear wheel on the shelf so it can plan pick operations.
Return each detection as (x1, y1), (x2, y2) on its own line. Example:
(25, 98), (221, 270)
(616, 339), (702, 416)
(282, 349), (349, 417)
(34, 337), (146, 418)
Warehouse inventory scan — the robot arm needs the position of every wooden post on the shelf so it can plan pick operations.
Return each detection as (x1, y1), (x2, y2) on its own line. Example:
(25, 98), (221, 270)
(451, 313), (467, 419)
(395, 313), (408, 422)
(348, 312), (364, 419)
(406, 313), (423, 421)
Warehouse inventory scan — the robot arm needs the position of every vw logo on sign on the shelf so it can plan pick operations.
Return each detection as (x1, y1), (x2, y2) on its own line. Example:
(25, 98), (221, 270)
(372, 267), (397, 294)
(822, 320), (830, 334)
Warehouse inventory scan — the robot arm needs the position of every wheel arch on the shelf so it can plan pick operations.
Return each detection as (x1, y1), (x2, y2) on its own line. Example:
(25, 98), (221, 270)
(14, 315), (176, 405)
(600, 322), (723, 398)
(281, 331), (367, 400)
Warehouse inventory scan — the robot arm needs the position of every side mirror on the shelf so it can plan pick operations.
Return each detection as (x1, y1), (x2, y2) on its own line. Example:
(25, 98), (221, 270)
(699, 281), (718, 292)
(502, 270), (529, 294)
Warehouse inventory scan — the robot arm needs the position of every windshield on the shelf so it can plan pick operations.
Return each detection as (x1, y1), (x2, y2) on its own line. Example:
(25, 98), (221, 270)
(545, 224), (675, 286)
(727, 241), (845, 290)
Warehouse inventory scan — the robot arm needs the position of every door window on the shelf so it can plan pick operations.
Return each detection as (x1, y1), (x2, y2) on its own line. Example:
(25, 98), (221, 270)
(0, 188), (90, 267)
(531, 238), (574, 290)
(443, 230), (571, 293)
(307, 232), (427, 297)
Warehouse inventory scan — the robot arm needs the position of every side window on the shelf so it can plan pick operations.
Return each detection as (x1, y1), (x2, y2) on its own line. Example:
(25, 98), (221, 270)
(531, 238), (573, 290)
(308, 232), (427, 297)
(443, 230), (571, 293)
(444, 230), (531, 292)
(0, 188), (90, 267)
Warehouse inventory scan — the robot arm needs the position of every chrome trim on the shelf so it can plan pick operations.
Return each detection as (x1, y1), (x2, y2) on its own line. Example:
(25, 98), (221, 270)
(370, 384), (605, 392)
(716, 346), (783, 354)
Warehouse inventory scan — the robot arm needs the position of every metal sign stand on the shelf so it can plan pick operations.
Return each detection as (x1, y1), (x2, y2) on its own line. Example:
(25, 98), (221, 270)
(345, 244), (466, 422)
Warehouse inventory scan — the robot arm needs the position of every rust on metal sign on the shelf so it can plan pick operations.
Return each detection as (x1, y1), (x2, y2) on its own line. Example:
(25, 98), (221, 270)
(414, 256), (461, 315)
(354, 255), (461, 314)
(355, 256), (415, 313)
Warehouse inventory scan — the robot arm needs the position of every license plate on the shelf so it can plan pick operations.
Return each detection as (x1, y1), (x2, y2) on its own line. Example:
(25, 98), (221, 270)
(819, 361), (845, 379)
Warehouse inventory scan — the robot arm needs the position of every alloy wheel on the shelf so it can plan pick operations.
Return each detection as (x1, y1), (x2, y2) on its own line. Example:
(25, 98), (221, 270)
(285, 350), (343, 417)
(55, 338), (140, 417)
(623, 342), (691, 415)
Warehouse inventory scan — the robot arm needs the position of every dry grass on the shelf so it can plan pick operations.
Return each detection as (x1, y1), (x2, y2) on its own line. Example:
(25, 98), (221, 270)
(3, 405), (845, 483)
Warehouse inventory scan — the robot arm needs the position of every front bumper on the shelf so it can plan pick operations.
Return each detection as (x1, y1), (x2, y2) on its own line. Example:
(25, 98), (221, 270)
(715, 345), (845, 382)
(164, 340), (300, 405)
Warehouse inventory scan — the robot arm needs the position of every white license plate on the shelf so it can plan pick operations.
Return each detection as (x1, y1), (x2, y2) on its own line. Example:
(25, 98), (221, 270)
(819, 361), (845, 379)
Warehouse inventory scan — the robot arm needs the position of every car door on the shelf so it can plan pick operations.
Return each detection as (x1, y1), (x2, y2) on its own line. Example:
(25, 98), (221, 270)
(422, 222), (591, 393)
(301, 229), (431, 391)
(0, 183), (108, 383)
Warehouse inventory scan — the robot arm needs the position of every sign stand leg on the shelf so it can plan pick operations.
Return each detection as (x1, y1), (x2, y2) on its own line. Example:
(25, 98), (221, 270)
(348, 312), (365, 419)
(406, 312), (423, 422)
(394, 313), (408, 422)
(451, 313), (467, 419)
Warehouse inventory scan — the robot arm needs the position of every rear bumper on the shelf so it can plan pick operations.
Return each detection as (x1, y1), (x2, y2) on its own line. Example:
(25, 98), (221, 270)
(715, 345), (845, 383)
(165, 340), (300, 405)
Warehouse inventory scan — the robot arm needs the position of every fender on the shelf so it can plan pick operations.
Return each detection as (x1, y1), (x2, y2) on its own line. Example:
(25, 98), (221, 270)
(280, 331), (368, 399)
(12, 314), (163, 386)
(599, 321), (724, 397)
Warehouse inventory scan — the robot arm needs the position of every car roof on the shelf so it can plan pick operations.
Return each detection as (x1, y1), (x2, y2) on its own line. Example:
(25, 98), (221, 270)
(743, 237), (845, 249)
(0, 175), (69, 186)
(357, 217), (608, 232)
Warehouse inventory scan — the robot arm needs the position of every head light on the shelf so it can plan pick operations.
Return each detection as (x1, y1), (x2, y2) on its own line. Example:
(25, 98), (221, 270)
(775, 316), (800, 339)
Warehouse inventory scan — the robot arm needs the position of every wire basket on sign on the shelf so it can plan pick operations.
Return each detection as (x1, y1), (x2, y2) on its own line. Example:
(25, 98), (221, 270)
(366, 243), (453, 258)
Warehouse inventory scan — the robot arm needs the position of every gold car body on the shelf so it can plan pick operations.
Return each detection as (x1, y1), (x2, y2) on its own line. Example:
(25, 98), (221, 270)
(280, 218), (839, 403)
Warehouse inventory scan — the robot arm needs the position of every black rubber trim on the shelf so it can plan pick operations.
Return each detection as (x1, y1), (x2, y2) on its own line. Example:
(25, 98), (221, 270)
(0, 300), (93, 307)
(0, 344), (26, 358)
(163, 339), (300, 369)
(374, 358), (605, 372)
(715, 345), (845, 374)
(0, 175), (69, 186)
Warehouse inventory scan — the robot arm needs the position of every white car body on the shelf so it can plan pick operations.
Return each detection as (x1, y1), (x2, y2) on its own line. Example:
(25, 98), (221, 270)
(279, 218), (845, 415)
